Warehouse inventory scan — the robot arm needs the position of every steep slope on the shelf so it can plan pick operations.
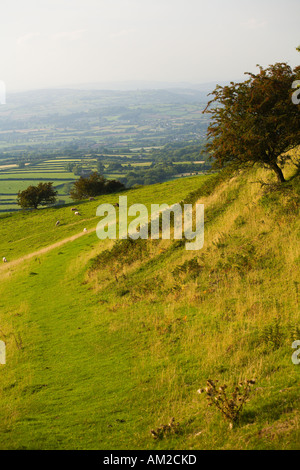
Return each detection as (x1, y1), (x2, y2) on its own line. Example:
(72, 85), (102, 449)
(0, 170), (299, 449)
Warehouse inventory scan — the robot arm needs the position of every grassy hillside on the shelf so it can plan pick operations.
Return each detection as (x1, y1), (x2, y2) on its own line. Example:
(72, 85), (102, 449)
(0, 169), (299, 450)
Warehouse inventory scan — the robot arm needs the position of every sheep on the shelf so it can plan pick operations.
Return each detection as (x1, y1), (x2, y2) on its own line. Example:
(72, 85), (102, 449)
(83, 228), (87, 232)
(89, 197), (95, 201)
(2, 257), (7, 263)
(74, 212), (80, 215)
(71, 208), (78, 211)
(55, 220), (60, 226)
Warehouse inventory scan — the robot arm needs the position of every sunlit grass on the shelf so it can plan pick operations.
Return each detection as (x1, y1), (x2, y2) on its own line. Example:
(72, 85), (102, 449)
(0, 169), (299, 449)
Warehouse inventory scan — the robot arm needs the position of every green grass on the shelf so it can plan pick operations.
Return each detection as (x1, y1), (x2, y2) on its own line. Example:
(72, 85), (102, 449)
(0, 170), (299, 449)
(0, 176), (204, 261)
(0, 155), (206, 212)
(0, 158), (85, 211)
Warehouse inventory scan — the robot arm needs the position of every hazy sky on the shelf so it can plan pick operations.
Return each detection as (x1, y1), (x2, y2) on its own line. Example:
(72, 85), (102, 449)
(1, 0), (299, 91)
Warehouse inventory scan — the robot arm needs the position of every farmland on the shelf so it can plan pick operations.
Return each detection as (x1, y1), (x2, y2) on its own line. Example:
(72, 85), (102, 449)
(0, 88), (211, 212)
(0, 160), (81, 211)
(0, 89), (209, 152)
(0, 154), (210, 212)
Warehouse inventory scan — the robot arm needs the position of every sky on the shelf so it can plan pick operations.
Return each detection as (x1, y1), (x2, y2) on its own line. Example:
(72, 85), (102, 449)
(0, 0), (299, 92)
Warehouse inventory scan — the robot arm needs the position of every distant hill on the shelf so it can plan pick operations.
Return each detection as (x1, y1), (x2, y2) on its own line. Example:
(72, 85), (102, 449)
(4, 87), (210, 115)
(11, 79), (238, 93)
(0, 88), (211, 154)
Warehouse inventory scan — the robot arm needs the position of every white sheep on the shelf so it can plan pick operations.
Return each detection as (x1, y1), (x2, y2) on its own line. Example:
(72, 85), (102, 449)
(2, 257), (7, 263)
(55, 220), (60, 226)
(83, 228), (87, 232)
(74, 212), (80, 215)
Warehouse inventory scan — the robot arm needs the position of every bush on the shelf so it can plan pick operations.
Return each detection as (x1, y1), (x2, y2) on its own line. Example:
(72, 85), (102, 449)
(17, 182), (57, 209)
(198, 379), (256, 428)
(70, 172), (125, 200)
(89, 238), (149, 273)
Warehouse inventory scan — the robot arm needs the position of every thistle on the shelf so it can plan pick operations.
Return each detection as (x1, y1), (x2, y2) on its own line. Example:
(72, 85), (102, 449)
(198, 378), (256, 428)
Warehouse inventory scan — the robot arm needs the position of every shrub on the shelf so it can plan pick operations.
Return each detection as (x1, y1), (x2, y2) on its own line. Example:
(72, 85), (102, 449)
(17, 182), (57, 209)
(150, 418), (179, 440)
(70, 172), (125, 200)
(198, 378), (256, 428)
(89, 238), (149, 273)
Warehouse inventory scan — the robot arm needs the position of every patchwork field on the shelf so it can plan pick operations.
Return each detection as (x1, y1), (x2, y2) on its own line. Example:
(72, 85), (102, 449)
(0, 159), (89, 211)
(0, 154), (208, 212)
(0, 89), (210, 152)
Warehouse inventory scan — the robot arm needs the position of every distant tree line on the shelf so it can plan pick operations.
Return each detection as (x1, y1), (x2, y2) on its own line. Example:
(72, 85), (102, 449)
(17, 173), (125, 208)
(119, 161), (210, 187)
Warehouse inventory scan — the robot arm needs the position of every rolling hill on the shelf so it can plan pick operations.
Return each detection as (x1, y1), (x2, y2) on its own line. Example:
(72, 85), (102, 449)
(0, 168), (299, 450)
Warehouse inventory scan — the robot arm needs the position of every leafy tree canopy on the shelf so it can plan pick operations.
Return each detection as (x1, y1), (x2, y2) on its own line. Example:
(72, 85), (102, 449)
(17, 182), (58, 209)
(204, 62), (300, 182)
(70, 172), (125, 200)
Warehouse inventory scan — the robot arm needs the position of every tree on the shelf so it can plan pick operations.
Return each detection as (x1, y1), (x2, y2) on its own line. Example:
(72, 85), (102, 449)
(203, 62), (300, 182)
(104, 179), (125, 193)
(64, 162), (74, 172)
(17, 182), (58, 209)
(96, 160), (105, 174)
(73, 165), (83, 176)
(107, 162), (122, 172)
(70, 172), (125, 200)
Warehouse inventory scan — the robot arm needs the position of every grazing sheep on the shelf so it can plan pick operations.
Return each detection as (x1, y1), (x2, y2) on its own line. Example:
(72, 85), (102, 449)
(74, 212), (80, 215)
(71, 208), (78, 211)
(83, 228), (87, 232)
(55, 220), (60, 226)
(2, 257), (7, 263)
